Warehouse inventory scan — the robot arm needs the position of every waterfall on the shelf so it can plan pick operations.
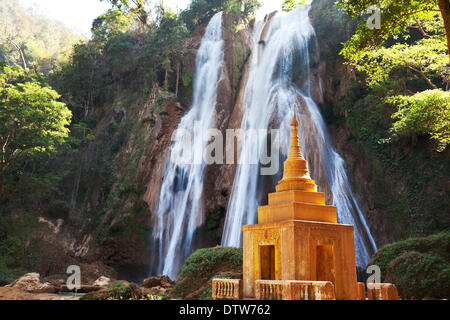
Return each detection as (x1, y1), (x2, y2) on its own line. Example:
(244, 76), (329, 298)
(152, 12), (224, 280)
(221, 6), (377, 269)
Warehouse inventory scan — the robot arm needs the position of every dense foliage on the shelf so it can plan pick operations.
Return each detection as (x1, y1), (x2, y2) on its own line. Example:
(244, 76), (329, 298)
(312, 0), (449, 242)
(370, 231), (450, 299)
(336, 0), (450, 58)
(388, 90), (450, 152)
(102, 0), (149, 26)
(337, 0), (450, 152)
(0, 63), (72, 197)
(0, 63), (73, 283)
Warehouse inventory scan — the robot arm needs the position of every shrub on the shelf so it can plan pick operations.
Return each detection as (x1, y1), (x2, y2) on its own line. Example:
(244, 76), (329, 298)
(171, 246), (243, 299)
(370, 230), (450, 299)
(179, 246), (242, 278)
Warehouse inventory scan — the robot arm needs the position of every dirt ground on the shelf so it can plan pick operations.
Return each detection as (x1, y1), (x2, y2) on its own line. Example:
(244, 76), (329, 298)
(0, 287), (81, 300)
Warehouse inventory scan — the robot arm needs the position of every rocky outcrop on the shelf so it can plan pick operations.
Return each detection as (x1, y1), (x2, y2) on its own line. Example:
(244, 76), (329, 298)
(7, 273), (56, 294)
(93, 276), (111, 288)
(141, 275), (175, 296)
(142, 275), (174, 288)
(70, 13), (256, 279)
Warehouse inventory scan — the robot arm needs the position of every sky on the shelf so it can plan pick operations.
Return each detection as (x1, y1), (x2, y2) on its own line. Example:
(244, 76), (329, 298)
(18, 0), (111, 37)
(17, 0), (310, 37)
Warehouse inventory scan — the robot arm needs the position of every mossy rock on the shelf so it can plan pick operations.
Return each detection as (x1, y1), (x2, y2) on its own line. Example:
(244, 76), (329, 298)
(370, 230), (450, 299)
(171, 246), (243, 299)
(80, 281), (143, 300)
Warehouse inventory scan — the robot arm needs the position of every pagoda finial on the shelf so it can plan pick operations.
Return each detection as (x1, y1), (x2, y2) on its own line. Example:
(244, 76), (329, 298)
(275, 93), (316, 192)
(292, 101), (299, 127)
(288, 98), (303, 160)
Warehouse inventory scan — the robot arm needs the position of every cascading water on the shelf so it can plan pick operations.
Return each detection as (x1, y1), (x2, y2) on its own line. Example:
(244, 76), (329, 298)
(152, 12), (224, 280)
(221, 6), (377, 269)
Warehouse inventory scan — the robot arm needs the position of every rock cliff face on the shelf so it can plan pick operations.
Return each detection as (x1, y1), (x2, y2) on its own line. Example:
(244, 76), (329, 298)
(15, 12), (256, 283)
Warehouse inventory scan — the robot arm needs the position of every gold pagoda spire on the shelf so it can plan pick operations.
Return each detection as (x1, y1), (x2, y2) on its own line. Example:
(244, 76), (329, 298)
(287, 105), (305, 160)
(276, 102), (317, 193)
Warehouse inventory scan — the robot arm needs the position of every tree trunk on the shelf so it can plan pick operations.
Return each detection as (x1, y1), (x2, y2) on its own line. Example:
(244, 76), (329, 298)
(164, 68), (169, 91)
(438, 0), (450, 60)
(407, 65), (438, 89)
(175, 62), (180, 96)
(70, 129), (85, 216)
(18, 47), (27, 69)
(0, 163), (4, 199)
(10, 40), (27, 69)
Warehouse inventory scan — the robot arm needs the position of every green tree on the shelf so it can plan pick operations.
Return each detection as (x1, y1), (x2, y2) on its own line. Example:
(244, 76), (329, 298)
(337, 1), (450, 152)
(181, 0), (260, 31)
(336, 0), (450, 60)
(101, 0), (150, 27)
(51, 42), (110, 121)
(139, 7), (189, 91)
(92, 9), (132, 47)
(352, 30), (449, 90)
(388, 90), (450, 151)
(232, 0), (261, 18)
(105, 32), (136, 81)
(0, 63), (72, 197)
(282, 0), (306, 12)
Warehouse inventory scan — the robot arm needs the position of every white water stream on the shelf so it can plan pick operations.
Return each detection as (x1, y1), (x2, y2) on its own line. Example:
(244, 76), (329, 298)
(152, 12), (224, 280)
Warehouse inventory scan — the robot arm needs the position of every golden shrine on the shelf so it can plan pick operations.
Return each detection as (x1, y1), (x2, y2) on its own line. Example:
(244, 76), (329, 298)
(212, 109), (399, 300)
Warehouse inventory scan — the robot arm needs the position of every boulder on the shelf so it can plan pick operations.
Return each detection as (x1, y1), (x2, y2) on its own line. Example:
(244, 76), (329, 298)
(7, 273), (57, 294)
(141, 275), (174, 289)
(93, 276), (111, 288)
